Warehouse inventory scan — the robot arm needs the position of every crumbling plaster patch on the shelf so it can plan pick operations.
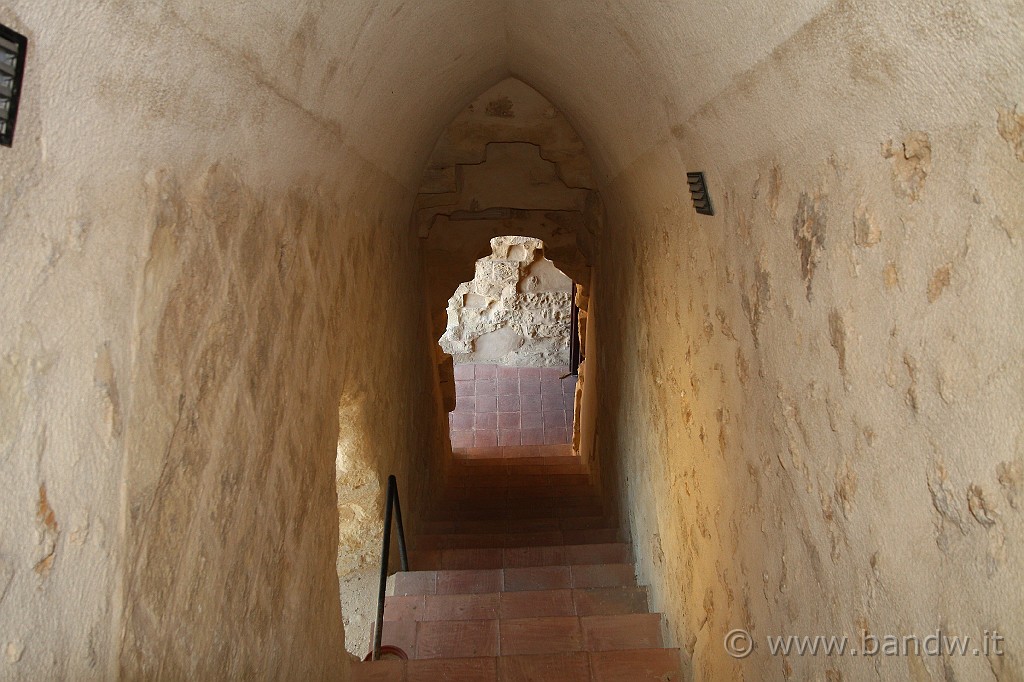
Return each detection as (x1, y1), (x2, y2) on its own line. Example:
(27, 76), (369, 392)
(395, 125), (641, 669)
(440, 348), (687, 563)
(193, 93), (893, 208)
(440, 236), (573, 366)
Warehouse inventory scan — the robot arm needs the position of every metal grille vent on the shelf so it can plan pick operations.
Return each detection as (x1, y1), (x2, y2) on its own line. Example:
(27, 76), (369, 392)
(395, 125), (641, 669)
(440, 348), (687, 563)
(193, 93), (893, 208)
(686, 172), (714, 216)
(1, 24), (28, 148)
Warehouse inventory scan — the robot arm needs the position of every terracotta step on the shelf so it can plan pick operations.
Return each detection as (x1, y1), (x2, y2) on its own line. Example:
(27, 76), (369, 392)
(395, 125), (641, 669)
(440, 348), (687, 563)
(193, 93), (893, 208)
(432, 495), (603, 513)
(351, 648), (683, 681)
(421, 515), (619, 536)
(383, 587), (648, 623)
(374, 613), (663, 660)
(391, 565), (637, 597)
(441, 485), (600, 501)
(446, 473), (591, 488)
(427, 505), (606, 523)
(411, 527), (622, 550)
(407, 544), (632, 571)
(452, 444), (575, 460)
(447, 463), (587, 477)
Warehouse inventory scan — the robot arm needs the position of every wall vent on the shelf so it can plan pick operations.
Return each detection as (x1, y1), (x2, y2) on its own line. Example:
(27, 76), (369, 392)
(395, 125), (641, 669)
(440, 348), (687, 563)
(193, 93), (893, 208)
(686, 172), (714, 216)
(0, 23), (28, 148)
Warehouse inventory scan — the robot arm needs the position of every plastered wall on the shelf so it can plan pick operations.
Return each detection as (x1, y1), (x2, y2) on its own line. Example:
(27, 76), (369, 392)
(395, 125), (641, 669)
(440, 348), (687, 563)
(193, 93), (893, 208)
(562, 2), (1024, 679)
(0, 2), (455, 678)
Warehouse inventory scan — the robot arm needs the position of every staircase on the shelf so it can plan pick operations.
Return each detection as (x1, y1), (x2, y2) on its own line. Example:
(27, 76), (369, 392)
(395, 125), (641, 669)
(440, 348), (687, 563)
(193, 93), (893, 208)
(351, 445), (682, 681)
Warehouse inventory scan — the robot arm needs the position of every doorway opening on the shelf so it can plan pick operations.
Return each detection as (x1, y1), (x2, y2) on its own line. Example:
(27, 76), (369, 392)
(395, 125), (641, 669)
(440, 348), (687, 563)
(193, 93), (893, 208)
(441, 236), (579, 452)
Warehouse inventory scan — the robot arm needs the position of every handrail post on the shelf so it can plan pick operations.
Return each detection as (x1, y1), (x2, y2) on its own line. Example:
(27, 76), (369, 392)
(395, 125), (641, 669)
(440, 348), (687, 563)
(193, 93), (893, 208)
(391, 477), (409, 571)
(372, 475), (410, 661)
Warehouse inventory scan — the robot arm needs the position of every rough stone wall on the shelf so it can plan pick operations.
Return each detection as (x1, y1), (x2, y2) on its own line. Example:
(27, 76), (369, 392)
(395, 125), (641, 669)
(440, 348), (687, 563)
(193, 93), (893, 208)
(573, 2), (1024, 679)
(0, 2), (452, 678)
(440, 236), (573, 366)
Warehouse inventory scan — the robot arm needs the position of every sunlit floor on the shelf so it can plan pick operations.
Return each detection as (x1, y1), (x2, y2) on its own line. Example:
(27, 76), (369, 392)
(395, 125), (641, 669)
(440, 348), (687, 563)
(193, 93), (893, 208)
(449, 364), (577, 448)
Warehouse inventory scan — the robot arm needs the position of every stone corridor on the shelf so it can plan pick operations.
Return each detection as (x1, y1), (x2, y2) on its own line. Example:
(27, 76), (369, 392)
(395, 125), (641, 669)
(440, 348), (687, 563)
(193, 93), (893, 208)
(1, 1), (1022, 680)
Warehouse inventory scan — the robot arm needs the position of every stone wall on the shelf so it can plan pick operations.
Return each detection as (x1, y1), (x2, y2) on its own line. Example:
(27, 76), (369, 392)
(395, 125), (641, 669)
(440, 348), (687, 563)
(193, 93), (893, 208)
(0, 2), (457, 678)
(528, 2), (1024, 678)
(440, 236), (573, 367)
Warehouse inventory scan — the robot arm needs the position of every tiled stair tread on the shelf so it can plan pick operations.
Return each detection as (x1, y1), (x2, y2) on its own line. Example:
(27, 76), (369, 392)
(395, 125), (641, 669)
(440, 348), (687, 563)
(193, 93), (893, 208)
(384, 587), (649, 621)
(442, 485), (598, 497)
(439, 488), (602, 502)
(435, 496), (603, 509)
(392, 565), (638, 597)
(446, 473), (591, 487)
(377, 614), (663, 658)
(408, 543), (632, 570)
(411, 528), (622, 550)
(422, 515), (619, 535)
(427, 507), (607, 522)
(361, 451), (679, 679)
(447, 465), (587, 477)
(351, 649), (683, 682)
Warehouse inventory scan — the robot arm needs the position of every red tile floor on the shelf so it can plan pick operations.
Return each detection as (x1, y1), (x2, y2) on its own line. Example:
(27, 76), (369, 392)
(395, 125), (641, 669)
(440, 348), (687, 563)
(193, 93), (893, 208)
(449, 365), (577, 448)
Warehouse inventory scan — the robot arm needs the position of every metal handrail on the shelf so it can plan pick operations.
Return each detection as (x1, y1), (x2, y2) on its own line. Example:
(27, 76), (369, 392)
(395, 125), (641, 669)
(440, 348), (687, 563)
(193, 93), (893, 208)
(372, 475), (409, 661)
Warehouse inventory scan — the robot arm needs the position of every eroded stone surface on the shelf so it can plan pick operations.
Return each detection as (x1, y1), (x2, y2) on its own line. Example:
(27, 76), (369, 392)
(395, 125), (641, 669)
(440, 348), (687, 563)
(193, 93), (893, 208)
(441, 236), (573, 366)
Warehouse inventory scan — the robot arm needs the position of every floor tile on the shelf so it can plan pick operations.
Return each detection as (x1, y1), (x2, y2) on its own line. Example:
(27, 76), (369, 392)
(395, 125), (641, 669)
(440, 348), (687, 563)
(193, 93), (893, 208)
(393, 571), (437, 596)
(408, 657), (497, 682)
(500, 589), (575, 619)
(451, 431), (475, 448)
(497, 378), (520, 396)
(417, 620), (499, 658)
(570, 564), (635, 588)
(589, 649), (681, 682)
(423, 593), (499, 621)
(451, 412), (474, 430)
(498, 430), (521, 446)
(520, 428), (545, 446)
(500, 616), (582, 656)
(580, 614), (662, 651)
(519, 412), (543, 429)
(520, 395), (543, 413)
(474, 430), (498, 447)
(503, 566), (571, 592)
(497, 395), (520, 412)
(384, 595), (425, 622)
(572, 587), (648, 616)
(436, 569), (503, 595)
(351, 660), (405, 682)
(378, 619), (417, 659)
(497, 366), (519, 379)
(498, 652), (589, 682)
(442, 549), (504, 570)
(475, 412), (498, 429)
(498, 412), (521, 429)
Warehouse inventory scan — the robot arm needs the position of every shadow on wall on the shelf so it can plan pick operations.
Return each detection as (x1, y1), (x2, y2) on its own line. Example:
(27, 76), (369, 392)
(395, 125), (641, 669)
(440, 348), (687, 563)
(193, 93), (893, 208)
(440, 236), (574, 367)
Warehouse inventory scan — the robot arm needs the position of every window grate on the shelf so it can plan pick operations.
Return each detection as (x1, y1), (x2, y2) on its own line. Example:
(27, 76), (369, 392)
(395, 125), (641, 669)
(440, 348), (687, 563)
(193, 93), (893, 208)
(686, 171), (714, 216)
(0, 23), (28, 148)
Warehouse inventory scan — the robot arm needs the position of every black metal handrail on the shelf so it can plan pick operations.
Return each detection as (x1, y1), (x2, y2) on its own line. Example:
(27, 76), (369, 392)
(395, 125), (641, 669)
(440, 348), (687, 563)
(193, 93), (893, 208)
(372, 475), (409, 661)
